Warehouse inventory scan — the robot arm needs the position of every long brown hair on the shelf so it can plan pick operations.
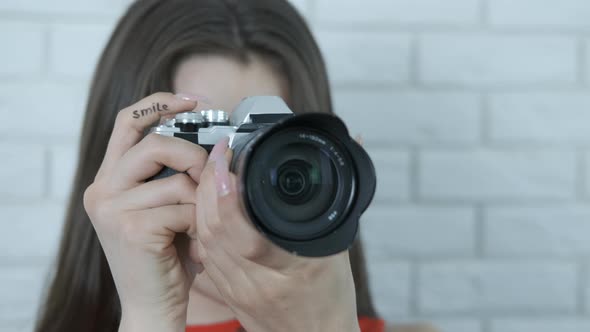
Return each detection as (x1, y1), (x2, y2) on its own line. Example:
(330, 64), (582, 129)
(34, 1), (378, 331)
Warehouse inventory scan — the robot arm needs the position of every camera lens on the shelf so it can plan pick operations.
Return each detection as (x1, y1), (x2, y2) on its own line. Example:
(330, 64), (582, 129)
(276, 160), (314, 203)
(229, 110), (376, 257)
(243, 127), (354, 241)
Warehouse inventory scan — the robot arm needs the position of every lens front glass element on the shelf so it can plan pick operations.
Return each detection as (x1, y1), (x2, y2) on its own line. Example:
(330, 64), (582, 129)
(265, 143), (337, 222)
(276, 159), (313, 201)
(245, 128), (354, 241)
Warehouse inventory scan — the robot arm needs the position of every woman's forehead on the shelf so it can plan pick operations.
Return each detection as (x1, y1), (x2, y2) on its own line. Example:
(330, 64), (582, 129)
(172, 54), (289, 115)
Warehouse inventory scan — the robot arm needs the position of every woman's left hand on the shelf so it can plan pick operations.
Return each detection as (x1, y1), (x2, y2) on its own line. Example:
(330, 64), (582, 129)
(192, 137), (361, 332)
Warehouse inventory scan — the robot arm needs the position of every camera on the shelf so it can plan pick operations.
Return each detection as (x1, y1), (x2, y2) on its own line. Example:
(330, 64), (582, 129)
(147, 96), (376, 257)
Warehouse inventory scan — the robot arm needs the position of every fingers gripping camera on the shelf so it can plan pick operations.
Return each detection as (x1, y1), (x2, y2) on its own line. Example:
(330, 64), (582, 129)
(148, 96), (376, 257)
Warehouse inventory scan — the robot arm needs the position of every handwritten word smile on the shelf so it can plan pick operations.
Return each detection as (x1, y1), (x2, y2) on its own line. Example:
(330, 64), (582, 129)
(132, 103), (169, 119)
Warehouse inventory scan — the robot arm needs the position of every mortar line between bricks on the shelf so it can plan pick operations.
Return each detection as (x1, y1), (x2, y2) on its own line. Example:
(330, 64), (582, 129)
(41, 25), (50, 78)
(482, 317), (491, 332)
(576, 148), (586, 200)
(413, 198), (580, 206)
(577, 259), (587, 314)
(583, 152), (588, 200)
(331, 83), (588, 92)
(367, 201), (590, 209)
(398, 253), (590, 261)
(407, 309), (581, 319)
(312, 23), (590, 35)
(479, 0), (489, 26)
(578, 36), (586, 85)
(408, 262), (419, 317)
(409, 147), (419, 203)
(409, 34), (419, 86)
(44, 146), (51, 199)
(475, 204), (485, 258)
(0, 11), (123, 23)
(396, 257), (581, 264)
(0, 257), (56, 266)
(480, 92), (489, 146)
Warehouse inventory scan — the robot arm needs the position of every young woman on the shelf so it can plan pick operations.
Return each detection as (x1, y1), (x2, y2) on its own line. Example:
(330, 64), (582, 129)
(33, 1), (436, 331)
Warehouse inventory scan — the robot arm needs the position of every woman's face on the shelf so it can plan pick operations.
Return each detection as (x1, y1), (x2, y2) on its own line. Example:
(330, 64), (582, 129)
(172, 53), (289, 303)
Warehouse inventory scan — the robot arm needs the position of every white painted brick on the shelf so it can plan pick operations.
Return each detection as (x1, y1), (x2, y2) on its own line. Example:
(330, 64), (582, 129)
(585, 40), (590, 82)
(0, 0), (130, 16)
(490, 0), (590, 28)
(0, 323), (32, 332)
(287, 0), (308, 17)
(429, 319), (483, 332)
(491, 319), (590, 332)
(315, 32), (411, 84)
(366, 149), (410, 202)
(419, 35), (577, 86)
(361, 206), (476, 258)
(419, 149), (576, 201)
(0, 82), (87, 138)
(485, 206), (590, 256)
(366, 261), (411, 319)
(50, 23), (114, 78)
(491, 93), (590, 143)
(332, 90), (480, 145)
(50, 145), (79, 200)
(0, 264), (51, 324)
(0, 144), (44, 198)
(0, 204), (65, 259)
(584, 266), (590, 314)
(0, 22), (43, 76)
(316, 0), (480, 25)
(418, 261), (577, 314)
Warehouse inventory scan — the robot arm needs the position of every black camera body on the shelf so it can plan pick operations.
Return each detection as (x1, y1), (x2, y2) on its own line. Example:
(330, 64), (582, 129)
(148, 96), (376, 257)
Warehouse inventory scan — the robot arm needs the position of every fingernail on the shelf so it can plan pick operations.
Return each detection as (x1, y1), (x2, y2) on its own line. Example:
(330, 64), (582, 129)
(208, 136), (230, 164)
(208, 137), (232, 197)
(214, 157), (231, 197)
(175, 93), (212, 104)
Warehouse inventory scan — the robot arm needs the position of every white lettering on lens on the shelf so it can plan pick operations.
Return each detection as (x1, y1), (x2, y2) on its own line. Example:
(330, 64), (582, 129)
(299, 133), (326, 145)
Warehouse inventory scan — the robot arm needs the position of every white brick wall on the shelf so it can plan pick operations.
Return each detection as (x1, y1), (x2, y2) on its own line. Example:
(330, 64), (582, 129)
(419, 150), (577, 201)
(49, 23), (116, 78)
(489, 0), (590, 28)
(418, 261), (579, 316)
(0, 23), (44, 77)
(3, 0), (590, 331)
(418, 35), (577, 86)
(490, 319), (590, 332)
(316, 0), (480, 25)
(316, 32), (411, 84)
(485, 206), (590, 256)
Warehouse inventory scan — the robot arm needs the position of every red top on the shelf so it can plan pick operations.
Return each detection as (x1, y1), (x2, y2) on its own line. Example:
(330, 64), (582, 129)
(186, 316), (385, 332)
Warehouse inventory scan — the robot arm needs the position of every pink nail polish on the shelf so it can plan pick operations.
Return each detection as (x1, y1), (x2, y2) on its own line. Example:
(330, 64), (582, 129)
(174, 93), (212, 104)
(208, 136), (230, 164)
(208, 137), (232, 197)
(214, 157), (231, 197)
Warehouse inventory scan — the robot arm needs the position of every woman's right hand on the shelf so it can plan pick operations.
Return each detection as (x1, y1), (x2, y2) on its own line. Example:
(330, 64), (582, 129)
(83, 92), (207, 332)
